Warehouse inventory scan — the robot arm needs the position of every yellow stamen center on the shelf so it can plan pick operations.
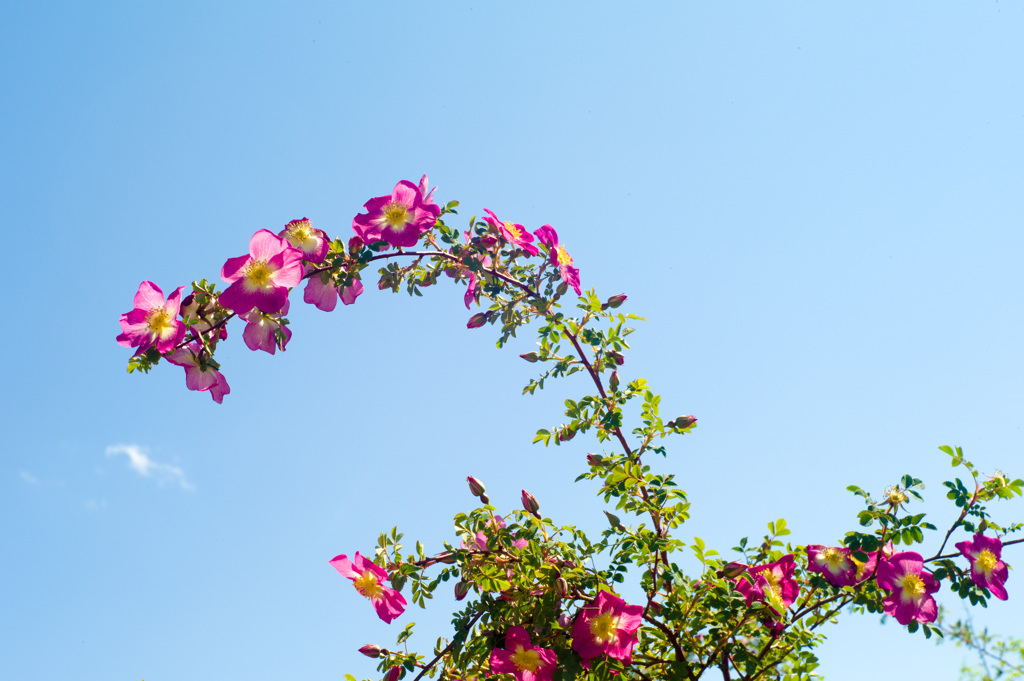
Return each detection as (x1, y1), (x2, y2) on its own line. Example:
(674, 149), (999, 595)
(353, 571), (384, 600)
(510, 645), (541, 672)
(589, 612), (619, 644)
(382, 202), (409, 228)
(976, 550), (998, 574)
(900, 573), (925, 597)
(884, 486), (909, 505)
(821, 548), (851, 573)
(145, 307), (173, 334)
(286, 220), (313, 247)
(244, 260), (273, 288)
(555, 244), (573, 266)
(503, 221), (523, 240)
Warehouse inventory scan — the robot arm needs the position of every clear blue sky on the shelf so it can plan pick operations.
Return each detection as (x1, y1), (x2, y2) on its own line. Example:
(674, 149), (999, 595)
(3, 2), (1022, 680)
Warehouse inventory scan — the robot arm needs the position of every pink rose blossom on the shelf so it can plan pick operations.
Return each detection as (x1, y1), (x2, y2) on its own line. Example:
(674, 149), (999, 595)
(876, 551), (939, 625)
(279, 218), (329, 264)
(166, 342), (230, 403)
(239, 299), (292, 354)
(482, 208), (538, 257)
(571, 590), (644, 666)
(806, 545), (857, 588)
(220, 230), (303, 315)
(302, 266), (364, 312)
(533, 225), (581, 296)
(330, 551), (407, 624)
(490, 625), (556, 681)
(116, 281), (187, 355)
(461, 516), (527, 552)
(956, 533), (1009, 601)
(352, 179), (440, 248)
(735, 554), (799, 615)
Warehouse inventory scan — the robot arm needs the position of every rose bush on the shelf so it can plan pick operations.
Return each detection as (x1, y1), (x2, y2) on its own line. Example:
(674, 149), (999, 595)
(118, 176), (1022, 680)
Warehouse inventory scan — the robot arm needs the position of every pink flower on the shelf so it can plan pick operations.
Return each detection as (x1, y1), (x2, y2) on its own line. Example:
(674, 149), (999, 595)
(955, 534), (1009, 601)
(734, 554), (799, 615)
(482, 209), (538, 257)
(166, 342), (230, 403)
(806, 545), (857, 588)
(876, 551), (939, 625)
(330, 551), (407, 623)
(239, 299), (292, 354)
(279, 218), (329, 264)
(533, 225), (581, 296)
(303, 266), (364, 312)
(490, 626), (556, 681)
(116, 281), (187, 355)
(352, 179), (440, 248)
(461, 516), (527, 551)
(571, 590), (644, 666)
(220, 230), (303, 315)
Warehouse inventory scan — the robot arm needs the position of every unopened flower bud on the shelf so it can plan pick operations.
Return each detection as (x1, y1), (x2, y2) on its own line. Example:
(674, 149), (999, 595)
(718, 561), (748, 579)
(649, 600), (663, 613)
(359, 644), (382, 658)
(466, 476), (486, 497)
(520, 352), (540, 363)
(555, 576), (569, 598)
(521, 489), (540, 515)
(455, 580), (471, 601)
(608, 351), (625, 366)
(672, 415), (697, 430)
(557, 612), (572, 628)
(605, 294), (628, 309)
(385, 666), (401, 681)
(558, 428), (575, 441)
(608, 370), (620, 392)
(586, 453), (604, 467)
(604, 510), (622, 529)
(467, 313), (487, 329)
(479, 493), (490, 505)
(348, 235), (364, 255)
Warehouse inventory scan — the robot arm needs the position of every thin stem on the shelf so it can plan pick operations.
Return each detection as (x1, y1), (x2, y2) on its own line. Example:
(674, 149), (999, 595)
(411, 608), (485, 681)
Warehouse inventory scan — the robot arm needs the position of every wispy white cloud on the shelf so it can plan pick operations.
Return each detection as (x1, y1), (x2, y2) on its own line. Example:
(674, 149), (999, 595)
(105, 444), (195, 491)
(19, 470), (38, 484)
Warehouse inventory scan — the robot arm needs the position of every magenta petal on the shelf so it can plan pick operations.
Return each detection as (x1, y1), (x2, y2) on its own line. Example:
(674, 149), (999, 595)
(242, 316), (277, 354)
(304, 276), (339, 312)
(131, 281), (166, 310)
(248, 229), (287, 261)
(534, 224), (558, 248)
(330, 554), (358, 580)
(391, 180), (422, 208)
(340, 280), (363, 306)
(221, 254), (251, 283)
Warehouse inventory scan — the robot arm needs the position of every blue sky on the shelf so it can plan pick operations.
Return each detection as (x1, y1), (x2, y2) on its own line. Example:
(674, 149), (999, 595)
(3, 2), (1022, 680)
